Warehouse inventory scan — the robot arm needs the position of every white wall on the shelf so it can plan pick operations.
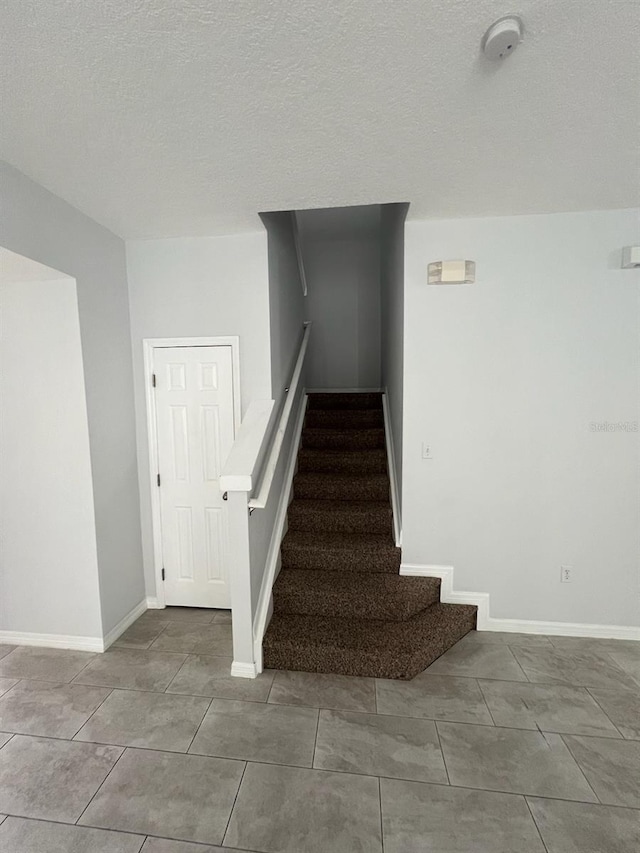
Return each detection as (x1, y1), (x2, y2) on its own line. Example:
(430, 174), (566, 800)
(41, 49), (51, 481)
(262, 212), (308, 399)
(0, 275), (102, 638)
(126, 233), (272, 598)
(380, 203), (408, 521)
(298, 207), (381, 389)
(0, 162), (144, 638)
(403, 209), (640, 628)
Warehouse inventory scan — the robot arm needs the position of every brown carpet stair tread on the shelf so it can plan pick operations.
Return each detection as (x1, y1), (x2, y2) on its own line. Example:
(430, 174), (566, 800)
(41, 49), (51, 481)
(263, 391), (477, 680)
(263, 604), (478, 680)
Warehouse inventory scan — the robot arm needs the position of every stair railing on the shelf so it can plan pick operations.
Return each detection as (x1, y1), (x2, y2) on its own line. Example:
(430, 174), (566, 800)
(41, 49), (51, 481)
(220, 322), (311, 677)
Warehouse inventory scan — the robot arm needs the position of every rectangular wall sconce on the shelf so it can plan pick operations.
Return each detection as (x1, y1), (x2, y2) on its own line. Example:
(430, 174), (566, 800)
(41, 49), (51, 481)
(428, 260), (476, 284)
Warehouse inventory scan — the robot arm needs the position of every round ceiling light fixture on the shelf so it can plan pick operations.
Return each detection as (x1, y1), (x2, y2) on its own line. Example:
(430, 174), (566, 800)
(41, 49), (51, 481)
(481, 16), (524, 61)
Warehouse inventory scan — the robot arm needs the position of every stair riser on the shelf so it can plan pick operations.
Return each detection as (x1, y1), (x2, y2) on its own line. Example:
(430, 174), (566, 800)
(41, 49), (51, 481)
(305, 410), (384, 429)
(293, 477), (389, 502)
(302, 430), (385, 451)
(308, 393), (383, 411)
(273, 580), (440, 621)
(263, 611), (477, 679)
(287, 506), (393, 535)
(297, 450), (387, 474)
(281, 547), (401, 573)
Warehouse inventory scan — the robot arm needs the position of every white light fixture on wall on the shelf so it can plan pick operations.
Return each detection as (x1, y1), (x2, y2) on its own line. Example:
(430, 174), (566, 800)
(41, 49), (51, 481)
(428, 260), (476, 285)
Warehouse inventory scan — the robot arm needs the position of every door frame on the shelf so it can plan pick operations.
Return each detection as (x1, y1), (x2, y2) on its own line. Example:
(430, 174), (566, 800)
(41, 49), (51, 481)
(143, 336), (241, 608)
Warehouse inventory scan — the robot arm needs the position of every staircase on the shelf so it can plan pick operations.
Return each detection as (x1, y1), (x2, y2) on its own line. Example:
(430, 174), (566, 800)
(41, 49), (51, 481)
(263, 392), (477, 679)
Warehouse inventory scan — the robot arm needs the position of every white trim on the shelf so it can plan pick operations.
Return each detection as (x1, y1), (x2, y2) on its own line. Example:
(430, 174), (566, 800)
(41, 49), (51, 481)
(102, 599), (148, 651)
(306, 387), (383, 393)
(252, 391), (309, 672)
(0, 631), (104, 653)
(400, 563), (640, 640)
(145, 597), (162, 609)
(231, 660), (259, 678)
(382, 391), (402, 547)
(143, 336), (241, 608)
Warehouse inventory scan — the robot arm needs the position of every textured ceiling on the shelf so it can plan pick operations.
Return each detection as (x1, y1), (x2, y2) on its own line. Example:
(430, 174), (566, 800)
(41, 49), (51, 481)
(1, 1), (638, 238)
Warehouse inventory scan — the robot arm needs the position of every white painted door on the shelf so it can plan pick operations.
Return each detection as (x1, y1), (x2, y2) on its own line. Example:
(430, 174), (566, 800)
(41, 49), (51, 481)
(154, 346), (235, 608)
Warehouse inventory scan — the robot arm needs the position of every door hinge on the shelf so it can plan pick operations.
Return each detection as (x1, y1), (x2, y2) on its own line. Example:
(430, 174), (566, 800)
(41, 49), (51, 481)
(157, 473), (161, 487)
(161, 568), (165, 581)
(152, 373), (156, 388)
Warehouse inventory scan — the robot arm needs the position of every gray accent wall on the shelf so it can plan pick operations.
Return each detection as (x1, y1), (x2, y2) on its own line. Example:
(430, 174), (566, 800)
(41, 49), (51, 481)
(0, 161), (144, 638)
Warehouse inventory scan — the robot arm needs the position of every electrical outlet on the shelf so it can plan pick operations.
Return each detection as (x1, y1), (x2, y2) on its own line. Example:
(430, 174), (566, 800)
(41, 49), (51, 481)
(422, 443), (433, 460)
(560, 565), (573, 583)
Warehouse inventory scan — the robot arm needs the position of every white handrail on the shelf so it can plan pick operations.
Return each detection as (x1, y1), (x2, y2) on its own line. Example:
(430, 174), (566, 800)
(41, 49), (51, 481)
(219, 399), (275, 494)
(248, 322), (311, 509)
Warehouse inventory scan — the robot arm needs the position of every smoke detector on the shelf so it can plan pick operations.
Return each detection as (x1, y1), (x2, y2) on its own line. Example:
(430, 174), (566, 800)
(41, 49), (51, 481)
(482, 16), (523, 61)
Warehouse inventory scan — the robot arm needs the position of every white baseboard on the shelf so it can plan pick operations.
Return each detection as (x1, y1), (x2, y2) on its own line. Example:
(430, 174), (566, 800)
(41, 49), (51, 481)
(102, 599), (149, 651)
(306, 387), (383, 393)
(0, 630), (104, 653)
(0, 598), (151, 654)
(231, 660), (258, 678)
(400, 563), (640, 641)
(145, 597), (162, 609)
(382, 390), (402, 547)
(251, 391), (308, 673)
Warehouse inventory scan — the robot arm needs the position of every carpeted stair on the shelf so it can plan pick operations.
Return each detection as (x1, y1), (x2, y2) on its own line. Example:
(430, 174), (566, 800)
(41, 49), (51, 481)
(263, 392), (477, 679)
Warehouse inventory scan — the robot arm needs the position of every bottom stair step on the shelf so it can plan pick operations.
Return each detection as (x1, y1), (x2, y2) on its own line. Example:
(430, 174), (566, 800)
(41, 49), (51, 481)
(263, 603), (477, 680)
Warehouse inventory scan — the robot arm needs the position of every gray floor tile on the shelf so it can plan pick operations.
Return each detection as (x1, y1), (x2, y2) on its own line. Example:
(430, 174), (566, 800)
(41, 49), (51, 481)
(166, 655), (274, 701)
(606, 648), (640, 688)
(563, 735), (640, 808)
(224, 762), (382, 853)
(113, 619), (169, 650)
(0, 733), (11, 748)
(0, 646), (95, 682)
(0, 734), (122, 822)
(0, 680), (110, 738)
(190, 698), (317, 766)
(144, 607), (216, 624)
(268, 669), (376, 712)
(0, 679), (18, 698)
(315, 709), (448, 783)
(478, 680), (622, 737)
(457, 631), (553, 647)
(0, 646), (16, 661)
(381, 779), (546, 853)
(0, 815), (5, 825)
(150, 622), (233, 656)
(548, 637), (640, 655)
(74, 689), (210, 752)
(74, 649), (188, 692)
(0, 816), (144, 852)
(511, 646), (638, 691)
(425, 643), (528, 681)
(589, 687), (640, 739)
(376, 672), (494, 724)
(141, 840), (228, 853)
(436, 722), (598, 801)
(79, 747), (244, 845)
(210, 610), (232, 624)
(527, 797), (640, 853)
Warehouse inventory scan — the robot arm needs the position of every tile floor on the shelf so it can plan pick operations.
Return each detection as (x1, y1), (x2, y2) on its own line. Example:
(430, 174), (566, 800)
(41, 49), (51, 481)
(0, 610), (638, 852)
